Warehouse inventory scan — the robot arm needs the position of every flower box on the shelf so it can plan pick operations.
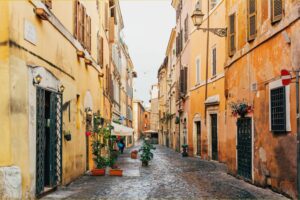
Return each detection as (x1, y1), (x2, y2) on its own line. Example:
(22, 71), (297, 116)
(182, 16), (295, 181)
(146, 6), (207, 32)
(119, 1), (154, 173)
(109, 169), (123, 176)
(91, 168), (106, 176)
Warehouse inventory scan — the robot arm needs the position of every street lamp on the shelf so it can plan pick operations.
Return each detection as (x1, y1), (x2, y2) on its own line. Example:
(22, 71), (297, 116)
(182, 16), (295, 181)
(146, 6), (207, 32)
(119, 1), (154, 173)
(191, 1), (227, 37)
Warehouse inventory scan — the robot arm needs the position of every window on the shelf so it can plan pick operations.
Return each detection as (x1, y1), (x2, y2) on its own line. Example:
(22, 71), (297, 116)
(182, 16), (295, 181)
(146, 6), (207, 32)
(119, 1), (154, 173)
(74, 1), (91, 52)
(196, 58), (201, 84)
(98, 35), (104, 66)
(180, 67), (188, 95)
(212, 47), (217, 76)
(176, 30), (183, 57)
(228, 13), (236, 56)
(184, 15), (189, 42)
(271, 0), (283, 23)
(248, 0), (256, 41)
(42, 0), (52, 9)
(270, 86), (286, 132)
(210, 0), (219, 10)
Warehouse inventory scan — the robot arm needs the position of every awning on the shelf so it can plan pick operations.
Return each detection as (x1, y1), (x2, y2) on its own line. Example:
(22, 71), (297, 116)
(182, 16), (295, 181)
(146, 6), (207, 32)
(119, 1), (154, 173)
(205, 95), (220, 105)
(111, 122), (134, 136)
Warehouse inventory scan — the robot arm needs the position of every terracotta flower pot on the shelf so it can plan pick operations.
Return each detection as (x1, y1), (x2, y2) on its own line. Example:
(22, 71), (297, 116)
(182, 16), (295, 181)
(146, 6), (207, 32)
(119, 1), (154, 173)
(131, 152), (138, 159)
(91, 168), (106, 176)
(109, 169), (123, 176)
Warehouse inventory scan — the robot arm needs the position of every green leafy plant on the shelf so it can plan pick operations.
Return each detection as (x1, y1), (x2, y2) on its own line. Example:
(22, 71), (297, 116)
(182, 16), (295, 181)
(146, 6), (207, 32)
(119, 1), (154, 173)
(139, 139), (156, 166)
(91, 114), (108, 169)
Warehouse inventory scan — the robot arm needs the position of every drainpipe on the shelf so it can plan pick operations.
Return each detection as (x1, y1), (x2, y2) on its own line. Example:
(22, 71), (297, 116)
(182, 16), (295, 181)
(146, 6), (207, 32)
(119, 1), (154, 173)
(204, 0), (210, 125)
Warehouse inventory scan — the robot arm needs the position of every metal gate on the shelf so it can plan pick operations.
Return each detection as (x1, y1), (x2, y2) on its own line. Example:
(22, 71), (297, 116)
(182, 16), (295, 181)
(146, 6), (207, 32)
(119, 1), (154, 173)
(36, 87), (62, 196)
(211, 114), (218, 160)
(237, 117), (252, 180)
(196, 121), (201, 156)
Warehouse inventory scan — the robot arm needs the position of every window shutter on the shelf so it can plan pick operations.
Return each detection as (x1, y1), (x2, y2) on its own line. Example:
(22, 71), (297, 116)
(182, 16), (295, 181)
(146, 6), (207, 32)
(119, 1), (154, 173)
(248, 0), (256, 41)
(98, 36), (104, 66)
(109, 17), (115, 43)
(88, 16), (91, 52)
(184, 67), (188, 94)
(105, 3), (109, 31)
(79, 4), (85, 46)
(180, 69), (184, 94)
(212, 48), (216, 76)
(271, 0), (283, 23)
(229, 14), (236, 56)
(74, 0), (79, 38)
(83, 10), (87, 48)
(42, 0), (52, 9)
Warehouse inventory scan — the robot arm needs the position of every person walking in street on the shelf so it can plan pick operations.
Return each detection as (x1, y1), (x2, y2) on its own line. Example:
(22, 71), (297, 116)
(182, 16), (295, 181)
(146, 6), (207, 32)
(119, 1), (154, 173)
(118, 139), (125, 154)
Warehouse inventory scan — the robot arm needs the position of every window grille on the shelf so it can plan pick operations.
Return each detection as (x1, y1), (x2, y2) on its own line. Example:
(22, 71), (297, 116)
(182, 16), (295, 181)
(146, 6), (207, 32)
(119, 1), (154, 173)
(270, 86), (286, 132)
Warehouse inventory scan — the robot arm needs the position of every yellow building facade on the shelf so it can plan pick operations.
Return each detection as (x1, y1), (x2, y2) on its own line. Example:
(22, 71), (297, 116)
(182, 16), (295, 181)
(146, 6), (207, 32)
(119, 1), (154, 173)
(188, 0), (227, 161)
(0, 0), (134, 198)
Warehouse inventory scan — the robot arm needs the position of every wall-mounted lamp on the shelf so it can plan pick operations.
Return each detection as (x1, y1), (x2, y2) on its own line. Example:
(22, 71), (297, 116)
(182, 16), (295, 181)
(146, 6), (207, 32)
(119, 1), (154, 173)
(191, 1), (227, 37)
(33, 74), (42, 85)
(59, 85), (65, 93)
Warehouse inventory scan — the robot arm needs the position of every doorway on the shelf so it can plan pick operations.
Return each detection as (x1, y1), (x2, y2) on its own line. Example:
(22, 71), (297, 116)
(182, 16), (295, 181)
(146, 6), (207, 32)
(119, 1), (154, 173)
(195, 121), (201, 156)
(36, 87), (62, 196)
(237, 117), (252, 180)
(211, 114), (218, 161)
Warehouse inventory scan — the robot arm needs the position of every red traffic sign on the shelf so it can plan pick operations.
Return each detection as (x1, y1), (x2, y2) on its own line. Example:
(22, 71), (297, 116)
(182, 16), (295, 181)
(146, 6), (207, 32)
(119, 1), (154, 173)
(281, 69), (292, 86)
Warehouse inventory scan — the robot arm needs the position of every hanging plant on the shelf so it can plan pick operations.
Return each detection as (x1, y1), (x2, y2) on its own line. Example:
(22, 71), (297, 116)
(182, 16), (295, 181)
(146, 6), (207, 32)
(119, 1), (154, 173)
(230, 100), (253, 118)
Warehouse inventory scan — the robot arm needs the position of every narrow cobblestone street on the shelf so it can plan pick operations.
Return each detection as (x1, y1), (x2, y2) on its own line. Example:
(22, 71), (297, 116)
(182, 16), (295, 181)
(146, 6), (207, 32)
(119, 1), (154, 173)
(43, 144), (286, 200)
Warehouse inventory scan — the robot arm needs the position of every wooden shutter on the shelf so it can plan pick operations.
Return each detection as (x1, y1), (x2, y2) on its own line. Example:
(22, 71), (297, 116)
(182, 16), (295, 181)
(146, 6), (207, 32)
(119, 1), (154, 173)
(87, 16), (91, 52)
(79, 4), (85, 46)
(248, 0), (256, 41)
(180, 69), (184, 94)
(105, 3), (109, 31)
(42, 0), (52, 9)
(212, 48), (216, 76)
(74, 0), (80, 38)
(271, 0), (283, 23)
(98, 36), (104, 66)
(229, 14), (236, 56)
(184, 67), (188, 94)
(109, 17), (115, 43)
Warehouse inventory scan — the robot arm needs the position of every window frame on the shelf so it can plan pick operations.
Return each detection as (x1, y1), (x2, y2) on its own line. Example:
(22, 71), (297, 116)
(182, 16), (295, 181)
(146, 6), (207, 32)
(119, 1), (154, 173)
(271, 0), (283, 23)
(247, 0), (257, 41)
(269, 80), (291, 133)
(196, 57), (201, 85)
(228, 13), (236, 56)
(211, 46), (217, 77)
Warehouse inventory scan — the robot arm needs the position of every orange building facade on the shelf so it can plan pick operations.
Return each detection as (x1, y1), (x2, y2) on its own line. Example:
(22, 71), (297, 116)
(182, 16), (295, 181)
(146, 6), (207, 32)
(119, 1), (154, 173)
(158, 0), (300, 198)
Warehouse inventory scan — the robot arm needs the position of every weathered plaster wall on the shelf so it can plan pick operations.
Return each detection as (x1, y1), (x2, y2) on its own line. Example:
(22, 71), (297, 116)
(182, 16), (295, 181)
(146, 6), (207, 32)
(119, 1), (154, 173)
(187, 0), (227, 162)
(0, 0), (106, 198)
(225, 0), (300, 196)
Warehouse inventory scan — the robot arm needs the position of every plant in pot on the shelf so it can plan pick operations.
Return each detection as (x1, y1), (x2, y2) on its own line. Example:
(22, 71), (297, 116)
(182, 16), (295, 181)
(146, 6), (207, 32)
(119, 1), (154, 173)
(91, 114), (107, 176)
(107, 128), (123, 176)
(131, 150), (138, 159)
(181, 144), (188, 157)
(139, 138), (156, 166)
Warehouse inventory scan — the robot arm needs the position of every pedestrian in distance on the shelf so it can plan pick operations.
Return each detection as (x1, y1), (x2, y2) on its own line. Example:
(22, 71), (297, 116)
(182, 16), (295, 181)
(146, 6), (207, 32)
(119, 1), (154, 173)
(118, 139), (126, 154)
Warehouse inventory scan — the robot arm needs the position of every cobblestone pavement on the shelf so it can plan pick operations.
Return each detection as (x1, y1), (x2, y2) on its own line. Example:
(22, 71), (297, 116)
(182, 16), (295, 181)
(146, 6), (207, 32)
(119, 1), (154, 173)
(43, 144), (287, 200)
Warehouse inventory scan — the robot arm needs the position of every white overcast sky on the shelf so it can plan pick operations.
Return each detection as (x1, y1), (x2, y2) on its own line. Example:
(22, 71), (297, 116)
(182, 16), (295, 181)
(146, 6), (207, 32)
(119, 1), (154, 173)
(120, 0), (175, 107)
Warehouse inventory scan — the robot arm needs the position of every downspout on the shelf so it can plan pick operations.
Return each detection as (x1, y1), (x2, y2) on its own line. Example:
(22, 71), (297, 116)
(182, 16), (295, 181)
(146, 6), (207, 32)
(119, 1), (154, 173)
(204, 0), (210, 125)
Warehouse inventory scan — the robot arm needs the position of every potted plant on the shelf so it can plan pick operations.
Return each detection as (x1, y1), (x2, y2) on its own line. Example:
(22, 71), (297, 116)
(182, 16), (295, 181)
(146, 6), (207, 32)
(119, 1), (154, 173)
(107, 131), (123, 176)
(64, 130), (72, 141)
(139, 138), (156, 166)
(91, 113), (107, 176)
(181, 144), (188, 157)
(131, 150), (138, 159)
(230, 101), (253, 118)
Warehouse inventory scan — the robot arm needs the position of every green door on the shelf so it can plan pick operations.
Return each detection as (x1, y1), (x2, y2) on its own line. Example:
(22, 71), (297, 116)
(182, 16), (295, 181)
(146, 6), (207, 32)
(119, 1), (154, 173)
(36, 88), (62, 196)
